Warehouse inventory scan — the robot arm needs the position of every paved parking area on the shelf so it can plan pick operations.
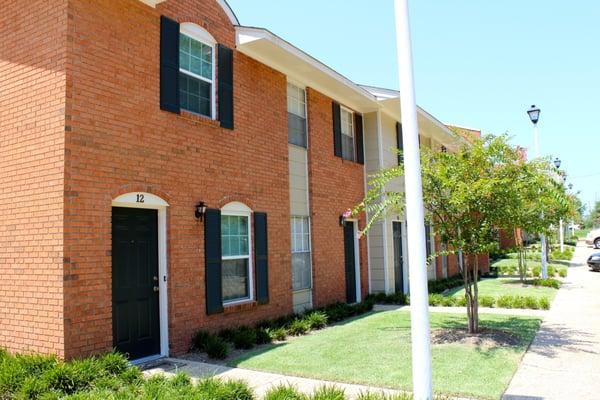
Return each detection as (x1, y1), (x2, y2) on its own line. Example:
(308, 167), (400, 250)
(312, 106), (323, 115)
(503, 243), (600, 400)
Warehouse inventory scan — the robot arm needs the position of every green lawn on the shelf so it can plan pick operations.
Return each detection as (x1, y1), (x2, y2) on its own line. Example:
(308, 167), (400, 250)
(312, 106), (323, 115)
(230, 311), (540, 400)
(447, 277), (558, 301)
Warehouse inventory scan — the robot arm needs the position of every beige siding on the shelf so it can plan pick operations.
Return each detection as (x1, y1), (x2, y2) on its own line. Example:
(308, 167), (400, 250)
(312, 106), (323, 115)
(289, 145), (309, 216)
(293, 289), (312, 313)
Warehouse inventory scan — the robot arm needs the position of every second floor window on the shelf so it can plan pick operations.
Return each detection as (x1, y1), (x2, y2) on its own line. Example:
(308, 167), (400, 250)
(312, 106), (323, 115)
(179, 29), (214, 118)
(340, 107), (355, 161)
(287, 83), (307, 148)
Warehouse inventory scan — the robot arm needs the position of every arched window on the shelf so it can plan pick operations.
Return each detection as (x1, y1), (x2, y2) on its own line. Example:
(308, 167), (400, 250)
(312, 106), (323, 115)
(179, 23), (216, 118)
(221, 202), (253, 303)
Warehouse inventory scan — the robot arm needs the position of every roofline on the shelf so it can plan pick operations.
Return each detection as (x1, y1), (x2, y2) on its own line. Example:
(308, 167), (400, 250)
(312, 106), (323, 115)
(236, 26), (377, 103)
(148, 0), (239, 25)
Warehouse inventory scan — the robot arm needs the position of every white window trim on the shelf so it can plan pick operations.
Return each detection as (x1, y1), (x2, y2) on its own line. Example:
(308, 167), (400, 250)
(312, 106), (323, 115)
(287, 81), (309, 149)
(340, 105), (355, 161)
(221, 202), (253, 305)
(291, 215), (312, 292)
(179, 23), (217, 119)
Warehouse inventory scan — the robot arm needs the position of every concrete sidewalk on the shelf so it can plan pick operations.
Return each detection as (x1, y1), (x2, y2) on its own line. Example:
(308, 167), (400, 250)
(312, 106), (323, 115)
(503, 243), (600, 400)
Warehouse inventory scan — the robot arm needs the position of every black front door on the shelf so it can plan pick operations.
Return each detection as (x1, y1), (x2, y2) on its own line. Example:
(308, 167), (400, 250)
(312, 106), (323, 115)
(343, 222), (357, 303)
(112, 207), (160, 360)
(393, 222), (404, 293)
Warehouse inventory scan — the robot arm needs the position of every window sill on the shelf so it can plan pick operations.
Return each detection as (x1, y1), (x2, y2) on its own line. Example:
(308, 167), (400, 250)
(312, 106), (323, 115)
(223, 300), (257, 314)
(178, 110), (221, 128)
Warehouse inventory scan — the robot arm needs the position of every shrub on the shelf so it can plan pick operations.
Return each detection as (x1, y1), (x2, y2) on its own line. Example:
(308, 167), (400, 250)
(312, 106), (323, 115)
(428, 294), (445, 306)
(525, 296), (539, 309)
(287, 319), (311, 336)
(559, 268), (568, 278)
(357, 392), (414, 400)
(440, 296), (457, 307)
(255, 328), (273, 345)
(539, 297), (551, 310)
(305, 311), (328, 330)
(312, 386), (346, 400)
(496, 295), (513, 308)
(455, 296), (467, 307)
(264, 384), (308, 400)
(267, 327), (288, 342)
(478, 295), (495, 308)
(531, 266), (541, 278)
(232, 327), (257, 350)
(532, 278), (560, 289)
(322, 303), (352, 322)
(196, 377), (254, 400)
(191, 330), (212, 352)
(205, 336), (229, 360)
(217, 328), (237, 343)
(547, 265), (556, 277)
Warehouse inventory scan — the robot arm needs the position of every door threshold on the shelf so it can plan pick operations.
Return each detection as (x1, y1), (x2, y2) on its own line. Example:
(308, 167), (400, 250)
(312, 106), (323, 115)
(131, 354), (165, 367)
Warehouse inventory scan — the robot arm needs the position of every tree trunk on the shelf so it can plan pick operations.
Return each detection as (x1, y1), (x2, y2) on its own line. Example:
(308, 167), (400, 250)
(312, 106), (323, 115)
(463, 255), (475, 333)
(472, 255), (479, 333)
(515, 228), (526, 282)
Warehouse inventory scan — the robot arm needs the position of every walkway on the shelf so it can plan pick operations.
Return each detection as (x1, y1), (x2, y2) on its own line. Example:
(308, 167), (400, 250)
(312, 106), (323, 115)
(503, 242), (600, 400)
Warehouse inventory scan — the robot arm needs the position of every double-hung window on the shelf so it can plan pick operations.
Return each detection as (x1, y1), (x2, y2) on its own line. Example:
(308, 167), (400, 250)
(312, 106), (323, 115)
(179, 25), (215, 118)
(340, 107), (355, 161)
(221, 208), (252, 303)
(291, 216), (311, 291)
(287, 83), (307, 148)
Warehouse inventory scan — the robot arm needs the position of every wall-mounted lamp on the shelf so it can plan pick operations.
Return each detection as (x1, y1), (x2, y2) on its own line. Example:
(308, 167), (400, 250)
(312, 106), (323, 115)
(195, 201), (207, 221)
(339, 209), (352, 227)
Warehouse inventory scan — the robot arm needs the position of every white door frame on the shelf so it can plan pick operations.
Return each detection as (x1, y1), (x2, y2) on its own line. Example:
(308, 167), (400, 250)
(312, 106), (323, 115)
(112, 192), (169, 360)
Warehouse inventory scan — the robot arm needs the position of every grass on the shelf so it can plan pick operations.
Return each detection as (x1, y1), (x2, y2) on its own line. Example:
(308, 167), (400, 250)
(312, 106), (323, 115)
(230, 311), (541, 400)
(492, 258), (566, 277)
(446, 277), (558, 302)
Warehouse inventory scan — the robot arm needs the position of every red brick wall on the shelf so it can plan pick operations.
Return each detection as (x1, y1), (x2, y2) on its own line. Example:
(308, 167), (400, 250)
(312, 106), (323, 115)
(499, 228), (521, 250)
(306, 88), (368, 307)
(0, 0), (68, 357)
(62, 0), (293, 358)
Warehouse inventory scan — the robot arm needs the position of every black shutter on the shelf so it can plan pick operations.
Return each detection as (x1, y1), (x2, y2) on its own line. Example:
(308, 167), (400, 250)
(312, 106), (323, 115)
(396, 122), (404, 165)
(254, 212), (269, 304)
(218, 44), (234, 129)
(204, 208), (223, 315)
(355, 113), (364, 164)
(160, 16), (180, 114)
(332, 102), (342, 157)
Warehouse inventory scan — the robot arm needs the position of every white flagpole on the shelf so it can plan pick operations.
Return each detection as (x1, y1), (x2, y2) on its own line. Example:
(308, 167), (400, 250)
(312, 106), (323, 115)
(394, 0), (433, 399)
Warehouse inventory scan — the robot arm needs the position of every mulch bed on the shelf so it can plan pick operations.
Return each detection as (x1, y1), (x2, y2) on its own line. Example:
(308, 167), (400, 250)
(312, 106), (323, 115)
(431, 328), (520, 347)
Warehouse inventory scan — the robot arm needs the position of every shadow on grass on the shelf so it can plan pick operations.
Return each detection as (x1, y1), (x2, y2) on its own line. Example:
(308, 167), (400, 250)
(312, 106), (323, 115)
(227, 311), (381, 367)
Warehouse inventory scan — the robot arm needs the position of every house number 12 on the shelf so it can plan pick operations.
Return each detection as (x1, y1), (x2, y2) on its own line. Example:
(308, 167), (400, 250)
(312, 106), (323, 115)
(136, 194), (145, 203)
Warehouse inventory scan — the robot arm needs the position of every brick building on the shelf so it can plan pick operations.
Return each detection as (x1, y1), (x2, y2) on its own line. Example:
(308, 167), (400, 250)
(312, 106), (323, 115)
(1, 0), (481, 361)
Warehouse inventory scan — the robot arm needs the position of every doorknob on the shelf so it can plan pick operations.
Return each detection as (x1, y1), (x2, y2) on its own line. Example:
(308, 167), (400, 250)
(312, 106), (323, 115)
(153, 286), (159, 292)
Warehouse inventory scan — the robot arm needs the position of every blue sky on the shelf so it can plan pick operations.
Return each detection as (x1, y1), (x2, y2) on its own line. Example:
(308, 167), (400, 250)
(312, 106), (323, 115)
(228, 0), (600, 214)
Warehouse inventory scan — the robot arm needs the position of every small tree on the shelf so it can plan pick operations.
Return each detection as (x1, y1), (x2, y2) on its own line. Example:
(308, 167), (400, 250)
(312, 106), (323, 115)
(355, 134), (575, 333)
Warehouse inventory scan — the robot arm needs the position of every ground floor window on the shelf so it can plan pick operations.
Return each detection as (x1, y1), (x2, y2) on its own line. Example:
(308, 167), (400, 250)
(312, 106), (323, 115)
(221, 209), (252, 303)
(291, 216), (312, 291)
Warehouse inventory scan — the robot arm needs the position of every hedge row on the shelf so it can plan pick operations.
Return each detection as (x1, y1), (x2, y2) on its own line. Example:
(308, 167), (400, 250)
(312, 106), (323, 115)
(1, 350), (428, 400)
(191, 300), (376, 360)
(428, 293), (550, 310)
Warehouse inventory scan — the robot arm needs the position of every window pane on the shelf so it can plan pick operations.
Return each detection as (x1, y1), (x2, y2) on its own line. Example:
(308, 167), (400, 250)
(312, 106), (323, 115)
(341, 134), (355, 161)
(222, 258), (249, 302)
(190, 56), (203, 76)
(221, 215), (250, 257)
(292, 252), (311, 291)
(179, 52), (190, 71)
(288, 113), (307, 147)
(180, 73), (212, 117)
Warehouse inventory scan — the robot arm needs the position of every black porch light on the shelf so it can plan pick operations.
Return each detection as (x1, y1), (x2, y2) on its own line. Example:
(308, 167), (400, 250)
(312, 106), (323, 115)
(553, 157), (561, 169)
(195, 201), (207, 221)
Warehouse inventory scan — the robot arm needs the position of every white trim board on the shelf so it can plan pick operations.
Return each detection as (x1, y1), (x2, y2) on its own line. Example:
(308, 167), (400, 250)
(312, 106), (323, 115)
(112, 192), (170, 360)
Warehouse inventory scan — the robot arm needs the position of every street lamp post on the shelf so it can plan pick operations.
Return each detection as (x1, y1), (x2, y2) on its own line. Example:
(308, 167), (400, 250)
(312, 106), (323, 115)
(394, 1), (433, 398)
(553, 158), (564, 253)
(527, 105), (548, 279)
